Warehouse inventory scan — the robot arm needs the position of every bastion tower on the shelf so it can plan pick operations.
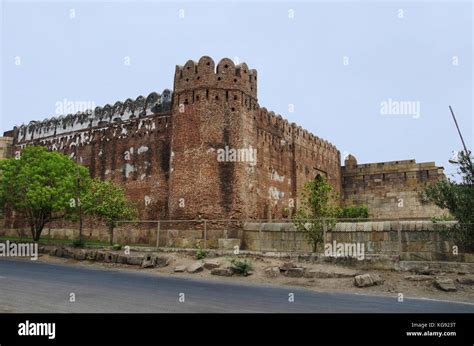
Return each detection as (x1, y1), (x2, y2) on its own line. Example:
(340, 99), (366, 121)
(169, 56), (259, 220)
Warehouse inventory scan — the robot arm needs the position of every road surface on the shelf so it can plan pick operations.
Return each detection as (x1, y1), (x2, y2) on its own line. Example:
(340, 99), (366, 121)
(0, 258), (473, 313)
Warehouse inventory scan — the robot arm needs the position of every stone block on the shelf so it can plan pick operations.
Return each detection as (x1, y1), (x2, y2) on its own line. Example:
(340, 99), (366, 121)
(218, 238), (241, 250)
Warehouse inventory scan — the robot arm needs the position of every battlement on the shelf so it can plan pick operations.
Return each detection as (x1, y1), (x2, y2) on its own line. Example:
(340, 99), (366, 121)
(254, 107), (338, 154)
(174, 56), (257, 99)
(10, 90), (172, 143)
(343, 156), (443, 175)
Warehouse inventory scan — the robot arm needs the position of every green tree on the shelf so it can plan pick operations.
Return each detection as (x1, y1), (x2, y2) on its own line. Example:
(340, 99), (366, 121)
(421, 150), (474, 251)
(0, 146), (90, 241)
(293, 175), (340, 252)
(82, 179), (137, 245)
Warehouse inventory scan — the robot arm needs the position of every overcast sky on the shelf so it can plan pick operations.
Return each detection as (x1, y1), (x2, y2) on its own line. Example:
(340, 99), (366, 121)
(1, 0), (472, 178)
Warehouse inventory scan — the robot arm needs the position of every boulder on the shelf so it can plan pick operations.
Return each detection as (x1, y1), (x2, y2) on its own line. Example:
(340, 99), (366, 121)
(95, 251), (106, 262)
(303, 267), (358, 279)
(174, 265), (186, 273)
(410, 266), (436, 275)
(104, 252), (118, 263)
(73, 250), (87, 261)
(285, 267), (305, 278)
(62, 248), (75, 259)
(456, 276), (474, 285)
(116, 255), (129, 264)
(354, 274), (384, 287)
(404, 275), (434, 282)
(211, 268), (234, 277)
(280, 262), (296, 272)
(435, 277), (457, 292)
(85, 250), (97, 261)
(153, 255), (169, 268)
(203, 260), (221, 270)
(187, 262), (204, 273)
(141, 254), (169, 268)
(126, 256), (143, 266)
(264, 267), (280, 278)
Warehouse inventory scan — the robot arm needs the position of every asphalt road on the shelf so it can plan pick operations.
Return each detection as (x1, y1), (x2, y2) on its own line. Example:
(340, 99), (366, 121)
(0, 258), (473, 313)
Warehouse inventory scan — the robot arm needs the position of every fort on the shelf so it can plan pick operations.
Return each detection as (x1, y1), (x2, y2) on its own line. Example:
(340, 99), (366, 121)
(1, 56), (445, 231)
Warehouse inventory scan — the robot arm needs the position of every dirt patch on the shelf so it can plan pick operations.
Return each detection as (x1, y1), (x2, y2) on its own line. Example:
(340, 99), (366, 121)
(34, 249), (474, 304)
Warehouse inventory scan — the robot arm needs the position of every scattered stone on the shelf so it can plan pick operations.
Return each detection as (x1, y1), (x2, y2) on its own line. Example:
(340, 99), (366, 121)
(211, 268), (234, 277)
(153, 255), (170, 268)
(73, 250), (86, 261)
(116, 255), (128, 264)
(354, 273), (384, 287)
(280, 262), (296, 272)
(85, 250), (97, 261)
(285, 267), (305, 278)
(411, 266), (435, 275)
(141, 254), (169, 268)
(264, 267), (280, 278)
(187, 262), (203, 273)
(456, 276), (474, 285)
(174, 265), (186, 272)
(434, 277), (457, 292)
(126, 256), (143, 266)
(404, 275), (434, 282)
(303, 267), (358, 279)
(104, 252), (118, 263)
(203, 260), (221, 270)
(95, 251), (106, 262)
(62, 248), (75, 259)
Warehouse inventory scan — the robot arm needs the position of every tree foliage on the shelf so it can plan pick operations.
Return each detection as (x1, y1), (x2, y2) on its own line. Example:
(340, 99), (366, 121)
(421, 150), (474, 251)
(82, 179), (137, 245)
(293, 175), (340, 252)
(0, 146), (90, 241)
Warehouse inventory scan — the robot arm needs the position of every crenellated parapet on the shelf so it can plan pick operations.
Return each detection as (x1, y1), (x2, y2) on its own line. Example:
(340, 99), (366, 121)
(12, 90), (172, 143)
(174, 56), (257, 100)
(254, 106), (339, 158)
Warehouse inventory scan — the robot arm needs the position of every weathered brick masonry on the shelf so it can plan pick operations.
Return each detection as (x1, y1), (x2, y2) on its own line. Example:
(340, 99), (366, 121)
(2, 56), (445, 225)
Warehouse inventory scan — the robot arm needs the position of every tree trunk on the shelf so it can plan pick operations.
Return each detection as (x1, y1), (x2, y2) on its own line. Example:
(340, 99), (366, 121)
(109, 224), (114, 246)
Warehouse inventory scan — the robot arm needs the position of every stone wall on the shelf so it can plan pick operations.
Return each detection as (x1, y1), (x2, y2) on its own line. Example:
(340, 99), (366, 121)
(0, 137), (13, 160)
(341, 155), (446, 218)
(242, 221), (470, 262)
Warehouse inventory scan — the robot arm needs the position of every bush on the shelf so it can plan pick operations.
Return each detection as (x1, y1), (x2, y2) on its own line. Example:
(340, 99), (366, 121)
(431, 214), (455, 222)
(112, 243), (122, 250)
(72, 239), (85, 248)
(338, 204), (369, 220)
(229, 257), (253, 276)
(195, 247), (207, 260)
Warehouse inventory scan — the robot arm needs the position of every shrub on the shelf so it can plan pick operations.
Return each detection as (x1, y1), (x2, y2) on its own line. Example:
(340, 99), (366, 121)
(195, 247), (207, 260)
(337, 204), (369, 220)
(229, 257), (253, 276)
(431, 214), (455, 223)
(112, 243), (122, 250)
(72, 239), (85, 248)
